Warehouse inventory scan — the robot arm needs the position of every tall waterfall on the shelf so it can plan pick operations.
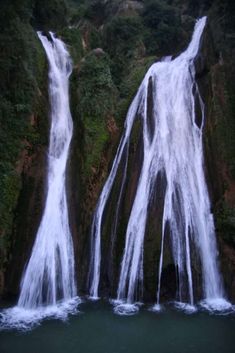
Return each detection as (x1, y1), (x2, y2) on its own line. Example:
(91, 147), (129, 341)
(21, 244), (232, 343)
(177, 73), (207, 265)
(88, 17), (230, 314)
(18, 32), (76, 308)
(0, 33), (78, 329)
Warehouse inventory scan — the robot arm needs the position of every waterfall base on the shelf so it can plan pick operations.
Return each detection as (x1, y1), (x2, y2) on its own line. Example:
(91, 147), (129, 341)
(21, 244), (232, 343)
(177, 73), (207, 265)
(173, 302), (197, 314)
(1, 301), (235, 353)
(111, 298), (233, 316)
(0, 297), (80, 331)
(199, 298), (233, 313)
(113, 303), (140, 316)
(150, 304), (164, 313)
(87, 295), (100, 301)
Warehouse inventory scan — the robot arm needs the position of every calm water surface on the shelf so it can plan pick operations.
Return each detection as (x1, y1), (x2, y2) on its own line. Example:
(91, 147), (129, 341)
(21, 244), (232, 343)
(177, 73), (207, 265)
(1, 301), (235, 353)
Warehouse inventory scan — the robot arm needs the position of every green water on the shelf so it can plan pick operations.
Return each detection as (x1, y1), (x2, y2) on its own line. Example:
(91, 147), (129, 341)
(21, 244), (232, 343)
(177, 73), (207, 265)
(1, 301), (235, 353)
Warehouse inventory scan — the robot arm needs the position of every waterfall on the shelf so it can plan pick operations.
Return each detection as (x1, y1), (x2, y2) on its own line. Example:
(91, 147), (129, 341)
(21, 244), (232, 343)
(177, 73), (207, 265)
(88, 17), (231, 314)
(18, 32), (77, 308)
(0, 32), (78, 329)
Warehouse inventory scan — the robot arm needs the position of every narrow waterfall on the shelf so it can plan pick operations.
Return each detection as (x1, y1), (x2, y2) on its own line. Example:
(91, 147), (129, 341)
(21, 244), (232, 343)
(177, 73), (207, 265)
(0, 33), (78, 328)
(88, 17), (231, 314)
(18, 32), (77, 308)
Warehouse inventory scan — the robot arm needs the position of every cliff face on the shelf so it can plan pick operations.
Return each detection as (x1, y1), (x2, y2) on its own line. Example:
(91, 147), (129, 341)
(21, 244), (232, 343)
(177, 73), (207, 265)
(1, 0), (235, 302)
(0, 1), (50, 295)
(201, 3), (235, 300)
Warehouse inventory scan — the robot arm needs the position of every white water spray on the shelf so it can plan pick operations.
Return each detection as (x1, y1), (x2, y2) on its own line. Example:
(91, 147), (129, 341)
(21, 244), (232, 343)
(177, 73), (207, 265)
(0, 32), (78, 329)
(88, 17), (231, 314)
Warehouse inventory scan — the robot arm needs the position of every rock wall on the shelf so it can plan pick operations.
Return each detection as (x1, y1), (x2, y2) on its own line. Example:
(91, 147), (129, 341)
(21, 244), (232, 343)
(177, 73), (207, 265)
(202, 7), (235, 300)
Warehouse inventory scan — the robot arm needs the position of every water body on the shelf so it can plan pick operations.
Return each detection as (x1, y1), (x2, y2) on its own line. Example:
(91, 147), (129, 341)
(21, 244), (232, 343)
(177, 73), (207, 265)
(88, 17), (231, 313)
(0, 32), (78, 329)
(1, 301), (235, 353)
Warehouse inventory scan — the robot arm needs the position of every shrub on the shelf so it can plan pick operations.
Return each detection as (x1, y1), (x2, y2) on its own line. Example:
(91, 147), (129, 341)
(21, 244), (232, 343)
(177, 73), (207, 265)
(141, 0), (181, 54)
(103, 16), (144, 84)
(77, 52), (117, 118)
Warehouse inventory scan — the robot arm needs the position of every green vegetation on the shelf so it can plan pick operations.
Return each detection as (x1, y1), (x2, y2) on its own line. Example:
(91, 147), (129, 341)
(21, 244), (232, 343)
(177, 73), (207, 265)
(83, 0), (109, 26)
(78, 52), (116, 118)
(141, 0), (182, 55)
(0, 1), (48, 271)
(59, 27), (84, 62)
(117, 56), (156, 123)
(103, 16), (144, 84)
(76, 51), (117, 174)
(32, 0), (69, 30)
(82, 117), (109, 174)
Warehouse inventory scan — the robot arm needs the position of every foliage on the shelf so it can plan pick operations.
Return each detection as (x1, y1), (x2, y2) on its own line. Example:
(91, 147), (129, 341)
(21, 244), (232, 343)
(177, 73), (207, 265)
(117, 56), (156, 124)
(103, 16), (144, 85)
(0, 3), (48, 269)
(75, 51), (117, 174)
(141, 0), (181, 54)
(82, 117), (109, 175)
(83, 0), (109, 26)
(59, 27), (84, 63)
(32, 0), (69, 30)
(78, 52), (117, 118)
(76, 20), (102, 52)
(88, 26), (102, 50)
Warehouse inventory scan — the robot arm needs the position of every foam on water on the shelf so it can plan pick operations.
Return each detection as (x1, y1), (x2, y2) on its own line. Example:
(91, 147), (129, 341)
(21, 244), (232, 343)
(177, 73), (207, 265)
(173, 301), (198, 314)
(0, 297), (80, 331)
(199, 298), (233, 313)
(113, 303), (140, 316)
(150, 304), (164, 313)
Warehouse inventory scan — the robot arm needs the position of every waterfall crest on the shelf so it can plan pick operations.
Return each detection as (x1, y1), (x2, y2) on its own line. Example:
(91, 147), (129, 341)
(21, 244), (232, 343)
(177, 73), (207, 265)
(0, 32), (78, 329)
(88, 17), (231, 314)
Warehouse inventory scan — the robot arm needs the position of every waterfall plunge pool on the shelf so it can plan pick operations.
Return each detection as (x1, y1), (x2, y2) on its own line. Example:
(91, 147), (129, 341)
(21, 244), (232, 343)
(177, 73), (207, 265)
(1, 300), (235, 353)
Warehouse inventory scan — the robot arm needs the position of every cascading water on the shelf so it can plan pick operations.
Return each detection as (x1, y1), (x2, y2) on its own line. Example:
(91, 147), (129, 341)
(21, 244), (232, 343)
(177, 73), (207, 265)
(0, 32), (78, 329)
(88, 17), (231, 314)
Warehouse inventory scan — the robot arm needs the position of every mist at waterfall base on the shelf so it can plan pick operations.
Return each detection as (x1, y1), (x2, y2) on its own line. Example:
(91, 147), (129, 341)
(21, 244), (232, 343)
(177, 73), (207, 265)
(88, 16), (232, 315)
(0, 32), (79, 329)
(1, 301), (235, 353)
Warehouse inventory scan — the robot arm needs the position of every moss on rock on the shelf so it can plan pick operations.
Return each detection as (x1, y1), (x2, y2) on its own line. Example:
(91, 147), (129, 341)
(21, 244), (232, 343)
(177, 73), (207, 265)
(0, 1), (49, 295)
